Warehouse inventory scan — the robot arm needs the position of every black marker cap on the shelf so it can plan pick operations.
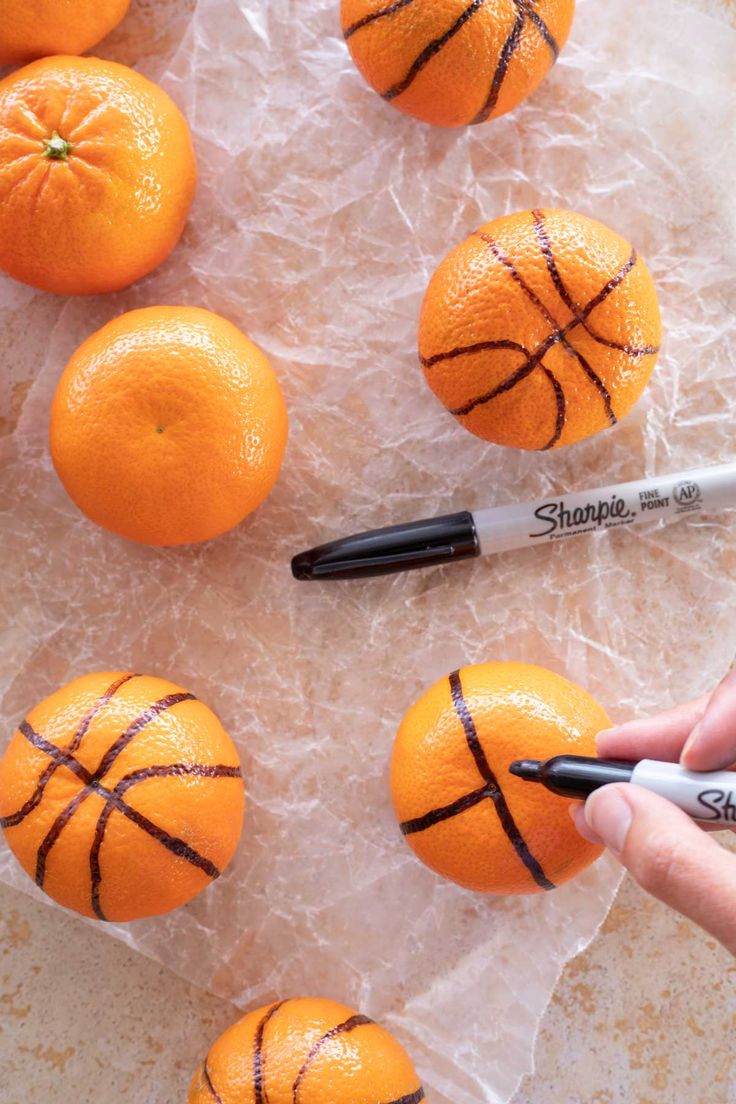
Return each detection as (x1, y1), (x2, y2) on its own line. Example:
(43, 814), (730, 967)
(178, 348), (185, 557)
(291, 511), (480, 581)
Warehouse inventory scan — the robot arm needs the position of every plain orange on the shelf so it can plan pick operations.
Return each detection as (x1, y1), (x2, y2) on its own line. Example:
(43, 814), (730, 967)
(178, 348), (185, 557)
(0, 56), (196, 295)
(391, 662), (609, 894)
(341, 0), (575, 127)
(188, 997), (425, 1104)
(49, 306), (289, 546)
(0, 1), (131, 66)
(0, 672), (245, 922)
(419, 208), (661, 450)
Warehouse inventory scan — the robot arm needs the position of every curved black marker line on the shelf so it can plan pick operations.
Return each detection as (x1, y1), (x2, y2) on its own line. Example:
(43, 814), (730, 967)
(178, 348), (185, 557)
(203, 1058), (224, 1103)
(561, 342), (616, 424)
(533, 210), (656, 375)
(344, 0), (419, 39)
(532, 208), (578, 315)
(72, 673), (140, 749)
(582, 329), (660, 357)
(39, 766), (228, 898)
(35, 788), (92, 887)
(89, 799), (116, 920)
(93, 692), (197, 779)
(580, 249), (637, 317)
(115, 763), (243, 788)
(421, 337), (529, 369)
(470, 0), (560, 126)
(470, 0), (526, 124)
(475, 229), (619, 422)
(384, 1092), (426, 1104)
(563, 248), (643, 384)
(13, 720), (93, 786)
(105, 799), (221, 877)
(401, 782), (495, 835)
(254, 1001), (287, 1104)
(1, 675), (139, 830)
(29, 693), (201, 891)
(477, 231), (562, 329)
(383, 0), (486, 102)
(0, 763), (54, 828)
(449, 329), (560, 417)
(401, 672), (554, 891)
(449, 670), (495, 777)
(525, 3), (560, 59)
(293, 1015), (373, 1102)
(450, 670), (554, 890)
(539, 366), (565, 450)
(530, 213), (615, 421)
(88, 763), (242, 919)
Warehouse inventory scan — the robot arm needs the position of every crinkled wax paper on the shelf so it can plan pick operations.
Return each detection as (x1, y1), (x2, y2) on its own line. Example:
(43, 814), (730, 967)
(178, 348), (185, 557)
(1, 1), (735, 1101)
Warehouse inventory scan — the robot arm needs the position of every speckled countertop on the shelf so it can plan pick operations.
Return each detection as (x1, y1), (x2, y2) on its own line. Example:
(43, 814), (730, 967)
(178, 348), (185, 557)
(2, 871), (735, 1104)
(2, 2), (735, 1102)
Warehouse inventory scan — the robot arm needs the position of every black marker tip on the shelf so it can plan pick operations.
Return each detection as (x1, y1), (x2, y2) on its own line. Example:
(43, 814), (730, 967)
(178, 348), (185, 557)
(291, 552), (314, 581)
(509, 759), (543, 781)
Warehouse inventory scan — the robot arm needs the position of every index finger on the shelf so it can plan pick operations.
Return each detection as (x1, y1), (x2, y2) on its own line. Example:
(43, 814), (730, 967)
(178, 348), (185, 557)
(596, 694), (710, 762)
(681, 669), (736, 771)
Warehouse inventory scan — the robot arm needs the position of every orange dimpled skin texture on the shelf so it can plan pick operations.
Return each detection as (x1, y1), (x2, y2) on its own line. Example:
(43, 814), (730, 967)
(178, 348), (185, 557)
(0, 56), (196, 296)
(391, 662), (609, 894)
(49, 306), (289, 546)
(0, 672), (245, 922)
(341, 0), (574, 127)
(0, 1), (131, 67)
(188, 997), (426, 1104)
(419, 208), (661, 450)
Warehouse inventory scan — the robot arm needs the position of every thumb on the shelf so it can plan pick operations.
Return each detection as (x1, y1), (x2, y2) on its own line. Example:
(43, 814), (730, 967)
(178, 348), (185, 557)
(573, 783), (736, 955)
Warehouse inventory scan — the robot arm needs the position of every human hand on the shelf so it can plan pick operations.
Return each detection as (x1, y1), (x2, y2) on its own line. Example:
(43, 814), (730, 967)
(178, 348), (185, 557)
(572, 669), (736, 955)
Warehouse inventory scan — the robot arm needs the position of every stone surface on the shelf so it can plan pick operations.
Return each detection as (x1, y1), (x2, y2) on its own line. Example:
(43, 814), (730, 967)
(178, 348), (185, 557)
(514, 869), (736, 1104)
(2, 872), (736, 1104)
(1, 0), (734, 1101)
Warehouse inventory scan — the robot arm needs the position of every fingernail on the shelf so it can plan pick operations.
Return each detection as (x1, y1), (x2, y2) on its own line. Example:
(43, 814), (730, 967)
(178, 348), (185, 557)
(569, 802), (604, 846)
(594, 727), (616, 755)
(681, 722), (701, 766)
(585, 787), (632, 856)
(595, 726), (615, 743)
(595, 725), (627, 754)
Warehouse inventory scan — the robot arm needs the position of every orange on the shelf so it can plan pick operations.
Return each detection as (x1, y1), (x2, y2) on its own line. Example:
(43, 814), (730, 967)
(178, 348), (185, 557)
(0, 1), (131, 67)
(0, 56), (196, 295)
(188, 997), (426, 1104)
(341, 0), (575, 128)
(391, 662), (608, 893)
(0, 671), (245, 922)
(419, 208), (661, 450)
(49, 306), (289, 546)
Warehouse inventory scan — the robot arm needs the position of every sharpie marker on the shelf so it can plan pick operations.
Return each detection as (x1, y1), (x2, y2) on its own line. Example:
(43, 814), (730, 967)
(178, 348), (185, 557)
(291, 462), (736, 581)
(510, 755), (736, 824)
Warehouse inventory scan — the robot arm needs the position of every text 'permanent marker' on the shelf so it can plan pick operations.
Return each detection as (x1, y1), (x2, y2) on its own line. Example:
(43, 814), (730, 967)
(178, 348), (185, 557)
(510, 755), (736, 824)
(291, 461), (736, 581)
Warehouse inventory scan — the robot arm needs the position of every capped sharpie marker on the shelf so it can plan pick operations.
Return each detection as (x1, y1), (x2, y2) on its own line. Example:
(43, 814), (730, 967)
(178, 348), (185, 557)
(292, 461), (736, 581)
(510, 755), (736, 824)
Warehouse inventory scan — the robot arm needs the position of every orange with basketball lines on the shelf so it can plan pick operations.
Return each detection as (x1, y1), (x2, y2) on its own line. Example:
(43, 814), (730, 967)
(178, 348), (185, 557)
(391, 662), (608, 894)
(419, 208), (661, 450)
(188, 997), (425, 1104)
(341, 0), (575, 127)
(0, 672), (245, 922)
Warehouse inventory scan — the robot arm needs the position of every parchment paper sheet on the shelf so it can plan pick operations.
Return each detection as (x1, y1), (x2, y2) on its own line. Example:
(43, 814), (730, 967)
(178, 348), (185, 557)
(1, 2), (735, 1101)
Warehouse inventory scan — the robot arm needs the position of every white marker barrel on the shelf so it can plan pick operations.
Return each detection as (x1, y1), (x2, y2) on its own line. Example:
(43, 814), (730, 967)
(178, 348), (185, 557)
(632, 759), (736, 823)
(473, 462), (736, 555)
